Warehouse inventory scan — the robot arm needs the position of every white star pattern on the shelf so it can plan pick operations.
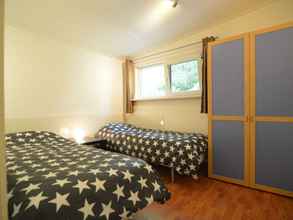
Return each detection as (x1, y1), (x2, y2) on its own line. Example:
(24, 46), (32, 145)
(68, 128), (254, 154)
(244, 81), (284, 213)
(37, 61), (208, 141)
(73, 180), (90, 194)
(53, 178), (71, 187)
(132, 161), (141, 168)
(69, 170), (79, 176)
(138, 177), (148, 189)
(89, 169), (100, 175)
(128, 191), (140, 206)
(43, 172), (57, 179)
(12, 202), (22, 217)
(49, 192), (70, 212)
(100, 201), (115, 220)
(21, 183), (41, 194)
(16, 175), (32, 184)
(146, 195), (154, 204)
(113, 185), (125, 201)
(145, 165), (153, 174)
(119, 207), (130, 219)
(9, 165), (20, 171)
(117, 162), (126, 167)
(15, 170), (27, 176)
(152, 181), (161, 192)
(78, 199), (95, 220)
(122, 170), (134, 182)
(185, 144), (191, 150)
(26, 192), (48, 210)
(7, 189), (14, 201)
(91, 178), (106, 192)
(107, 168), (118, 176)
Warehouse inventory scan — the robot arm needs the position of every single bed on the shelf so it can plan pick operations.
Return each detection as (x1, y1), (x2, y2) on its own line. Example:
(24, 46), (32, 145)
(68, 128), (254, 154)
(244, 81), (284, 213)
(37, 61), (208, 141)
(5, 131), (170, 220)
(96, 123), (208, 181)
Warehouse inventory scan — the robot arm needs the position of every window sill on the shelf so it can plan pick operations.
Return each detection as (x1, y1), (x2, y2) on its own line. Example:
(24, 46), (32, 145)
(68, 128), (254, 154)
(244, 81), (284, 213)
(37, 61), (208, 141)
(131, 94), (201, 102)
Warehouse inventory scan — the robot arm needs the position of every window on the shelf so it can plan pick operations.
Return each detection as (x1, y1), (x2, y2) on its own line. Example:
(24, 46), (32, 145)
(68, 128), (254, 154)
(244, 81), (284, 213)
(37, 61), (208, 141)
(170, 60), (200, 93)
(136, 64), (166, 98)
(135, 59), (201, 100)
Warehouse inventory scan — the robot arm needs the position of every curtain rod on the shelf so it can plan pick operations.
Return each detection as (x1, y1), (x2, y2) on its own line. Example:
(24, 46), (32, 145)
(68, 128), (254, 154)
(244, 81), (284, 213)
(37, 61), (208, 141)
(134, 36), (218, 62)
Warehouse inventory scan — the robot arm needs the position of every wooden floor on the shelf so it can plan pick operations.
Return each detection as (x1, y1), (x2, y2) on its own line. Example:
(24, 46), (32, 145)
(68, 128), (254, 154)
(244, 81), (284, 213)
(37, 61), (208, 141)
(134, 166), (293, 220)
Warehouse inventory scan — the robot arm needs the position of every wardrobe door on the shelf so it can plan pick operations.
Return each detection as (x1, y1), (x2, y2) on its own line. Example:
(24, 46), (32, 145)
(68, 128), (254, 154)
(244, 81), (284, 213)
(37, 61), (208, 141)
(251, 22), (293, 197)
(208, 34), (250, 186)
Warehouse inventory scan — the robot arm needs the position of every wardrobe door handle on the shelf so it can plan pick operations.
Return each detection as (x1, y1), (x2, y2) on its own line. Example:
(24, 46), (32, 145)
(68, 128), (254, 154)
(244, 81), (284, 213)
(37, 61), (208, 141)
(245, 116), (249, 123)
(244, 116), (254, 123)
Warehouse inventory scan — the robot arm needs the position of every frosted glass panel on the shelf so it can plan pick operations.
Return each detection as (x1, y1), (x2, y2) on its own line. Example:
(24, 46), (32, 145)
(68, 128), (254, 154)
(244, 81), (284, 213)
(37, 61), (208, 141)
(212, 121), (244, 180)
(136, 64), (166, 98)
(212, 39), (244, 116)
(256, 27), (293, 116)
(255, 122), (293, 191)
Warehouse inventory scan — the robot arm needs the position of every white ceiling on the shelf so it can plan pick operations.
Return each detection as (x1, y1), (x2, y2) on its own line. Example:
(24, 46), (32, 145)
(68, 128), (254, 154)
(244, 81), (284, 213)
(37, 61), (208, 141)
(6, 0), (271, 57)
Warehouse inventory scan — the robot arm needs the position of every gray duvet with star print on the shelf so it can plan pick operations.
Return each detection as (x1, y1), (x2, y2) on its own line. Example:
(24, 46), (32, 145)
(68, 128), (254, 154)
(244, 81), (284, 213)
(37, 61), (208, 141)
(6, 131), (170, 220)
(97, 123), (208, 179)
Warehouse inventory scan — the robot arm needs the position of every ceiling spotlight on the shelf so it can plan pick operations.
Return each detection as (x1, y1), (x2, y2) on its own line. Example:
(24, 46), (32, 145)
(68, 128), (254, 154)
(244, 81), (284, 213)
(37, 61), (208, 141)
(171, 0), (179, 8)
(166, 0), (179, 8)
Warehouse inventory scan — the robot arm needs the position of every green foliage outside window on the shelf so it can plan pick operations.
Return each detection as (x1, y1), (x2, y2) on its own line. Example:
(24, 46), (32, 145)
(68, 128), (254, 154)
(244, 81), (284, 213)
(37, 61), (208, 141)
(170, 60), (200, 92)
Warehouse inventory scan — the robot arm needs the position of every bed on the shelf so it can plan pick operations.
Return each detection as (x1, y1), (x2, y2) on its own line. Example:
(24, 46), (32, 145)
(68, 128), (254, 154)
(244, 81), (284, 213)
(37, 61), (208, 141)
(5, 131), (170, 220)
(96, 123), (208, 181)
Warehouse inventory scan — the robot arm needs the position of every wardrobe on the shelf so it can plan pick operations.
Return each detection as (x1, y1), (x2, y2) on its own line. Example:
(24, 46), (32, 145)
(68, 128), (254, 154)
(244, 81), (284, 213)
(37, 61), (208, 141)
(208, 22), (293, 197)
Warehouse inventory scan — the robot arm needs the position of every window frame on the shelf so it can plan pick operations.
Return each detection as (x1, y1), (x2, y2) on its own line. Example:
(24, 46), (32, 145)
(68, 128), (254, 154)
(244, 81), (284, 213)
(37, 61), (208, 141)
(167, 58), (202, 98)
(134, 63), (167, 100)
(133, 57), (202, 101)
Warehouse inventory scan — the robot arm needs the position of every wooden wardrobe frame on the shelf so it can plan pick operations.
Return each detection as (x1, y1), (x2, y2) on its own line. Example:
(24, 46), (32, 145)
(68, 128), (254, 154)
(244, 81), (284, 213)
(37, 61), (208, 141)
(208, 21), (293, 197)
(249, 21), (293, 197)
(207, 33), (251, 187)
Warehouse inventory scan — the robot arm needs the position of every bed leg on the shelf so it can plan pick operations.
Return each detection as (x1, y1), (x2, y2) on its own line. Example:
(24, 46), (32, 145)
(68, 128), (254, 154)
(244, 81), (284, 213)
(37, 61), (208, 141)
(171, 167), (175, 183)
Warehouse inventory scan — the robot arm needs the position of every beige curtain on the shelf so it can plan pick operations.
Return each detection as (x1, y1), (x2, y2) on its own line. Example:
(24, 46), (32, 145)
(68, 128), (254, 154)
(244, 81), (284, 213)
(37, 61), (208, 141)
(201, 36), (216, 113)
(123, 59), (135, 114)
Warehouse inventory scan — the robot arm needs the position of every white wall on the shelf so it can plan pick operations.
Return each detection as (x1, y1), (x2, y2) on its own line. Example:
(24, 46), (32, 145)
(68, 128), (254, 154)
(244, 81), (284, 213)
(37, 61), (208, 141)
(0, 0), (8, 218)
(127, 0), (293, 134)
(4, 25), (123, 137)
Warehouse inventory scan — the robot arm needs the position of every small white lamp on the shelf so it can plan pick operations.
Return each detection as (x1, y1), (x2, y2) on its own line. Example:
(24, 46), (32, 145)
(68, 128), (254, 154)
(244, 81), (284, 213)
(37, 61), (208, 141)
(73, 128), (86, 144)
(160, 118), (166, 131)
